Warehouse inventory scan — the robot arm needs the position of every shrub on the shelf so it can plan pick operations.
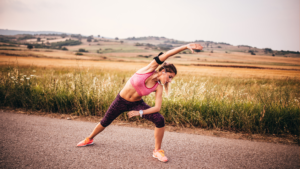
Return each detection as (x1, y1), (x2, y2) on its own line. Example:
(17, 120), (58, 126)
(249, 50), (256, 55)
(61, 47), (68, 51)
(87, 35), (93, 42)
(18, 34), (35, 40)
(78, 48), (88, 52)
(75, 52), (83, 55)
(51, 40), (81, 48)
(27, 44), (33, 50)
(157, 44), (173, 51)
(264, 48), (273, 54)
(61, 34), (67, 38)
(135, 43), (143, 46)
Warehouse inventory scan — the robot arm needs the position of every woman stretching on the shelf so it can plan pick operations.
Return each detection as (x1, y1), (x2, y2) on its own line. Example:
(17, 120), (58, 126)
(77, 43), (203, 162)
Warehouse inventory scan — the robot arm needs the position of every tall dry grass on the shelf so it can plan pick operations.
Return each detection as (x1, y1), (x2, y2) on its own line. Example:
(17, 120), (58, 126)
(0, 65), (299, 136)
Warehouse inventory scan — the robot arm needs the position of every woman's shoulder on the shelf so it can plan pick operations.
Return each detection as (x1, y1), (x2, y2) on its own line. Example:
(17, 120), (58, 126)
(155, 83), (163, 91)
(136, 60), (159, 74)
(136, 67), (156, 74)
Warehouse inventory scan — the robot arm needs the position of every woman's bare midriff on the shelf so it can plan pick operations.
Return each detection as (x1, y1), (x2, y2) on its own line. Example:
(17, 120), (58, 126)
(119, 80), (143, 102)
(120, 73), (158, 102)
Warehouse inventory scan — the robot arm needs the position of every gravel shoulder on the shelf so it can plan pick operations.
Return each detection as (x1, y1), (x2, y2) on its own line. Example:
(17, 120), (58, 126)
(0, 110), (299, 169)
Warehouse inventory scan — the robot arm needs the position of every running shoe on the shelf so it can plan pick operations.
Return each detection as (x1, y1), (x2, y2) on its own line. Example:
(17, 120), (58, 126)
(77, 138), (94, 147)
(153, 149), (168, 162)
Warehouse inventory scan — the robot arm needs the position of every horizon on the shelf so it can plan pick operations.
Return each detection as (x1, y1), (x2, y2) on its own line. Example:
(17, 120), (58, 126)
(0, 0), (299, 51)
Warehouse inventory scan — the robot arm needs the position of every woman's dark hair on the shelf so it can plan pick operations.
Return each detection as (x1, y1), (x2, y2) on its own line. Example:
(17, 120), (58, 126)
(158, 62), (177, 75)
(158, 62), (177, 96)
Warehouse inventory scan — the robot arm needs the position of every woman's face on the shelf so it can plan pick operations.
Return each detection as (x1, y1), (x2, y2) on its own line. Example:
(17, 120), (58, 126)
(159, 71), (176, 84)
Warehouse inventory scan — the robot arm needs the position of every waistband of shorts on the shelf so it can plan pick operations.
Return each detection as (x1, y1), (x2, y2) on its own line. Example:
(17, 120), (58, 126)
(117, 93), (144, 104)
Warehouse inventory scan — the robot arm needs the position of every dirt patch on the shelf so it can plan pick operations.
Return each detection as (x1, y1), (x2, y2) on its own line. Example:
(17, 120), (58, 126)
(190, 63), (300, 71)
(2, 107), (298, 146)
(1, 56), (299, 79)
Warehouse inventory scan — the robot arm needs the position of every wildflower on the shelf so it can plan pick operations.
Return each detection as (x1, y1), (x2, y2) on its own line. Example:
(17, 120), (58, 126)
(26, 77), (30, 80)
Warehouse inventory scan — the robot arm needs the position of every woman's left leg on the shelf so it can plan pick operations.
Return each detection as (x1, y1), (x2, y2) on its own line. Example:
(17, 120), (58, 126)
(154, 126), (165, 151)
(131, 101), (168, 162)
(133, 101), (166, 151)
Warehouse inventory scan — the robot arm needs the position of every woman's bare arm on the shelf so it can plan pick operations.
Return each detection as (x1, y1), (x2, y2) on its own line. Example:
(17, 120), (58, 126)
(137, 43), (203, 73)
(127, 85), (163, 118)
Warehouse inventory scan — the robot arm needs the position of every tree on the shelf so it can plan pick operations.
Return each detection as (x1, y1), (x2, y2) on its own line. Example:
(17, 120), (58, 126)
(61, 47), (68, 51)
(120, 41), (123, 44)
(37, 37), (41, 42)
(264, 48), (273, 54)
(249, 50), (256, 55)
(98, 35), (100, 38)
(115, 37), (119, 40)
(27, 44), (33, 50)
(61, 34), (67, 38)
(79, 48), (88, 52)
(205, 42), (210, 48)
(87, 35), (93, 42)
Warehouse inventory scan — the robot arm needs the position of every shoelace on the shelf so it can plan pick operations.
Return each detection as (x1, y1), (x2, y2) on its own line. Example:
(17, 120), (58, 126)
(84, 138), (90, 144)
(157, 150), (165, 157)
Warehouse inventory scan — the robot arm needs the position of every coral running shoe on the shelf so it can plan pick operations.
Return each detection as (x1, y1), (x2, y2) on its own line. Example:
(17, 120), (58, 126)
(77, 138), (94, 147)
(153, 149), (168, 162)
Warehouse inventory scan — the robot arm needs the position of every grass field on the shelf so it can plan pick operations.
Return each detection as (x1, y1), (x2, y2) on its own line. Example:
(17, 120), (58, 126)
(0, 62), (299, 136)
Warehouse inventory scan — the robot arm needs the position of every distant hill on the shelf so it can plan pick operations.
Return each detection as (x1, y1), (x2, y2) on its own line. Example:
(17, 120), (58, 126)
(0, 29), (68, 35)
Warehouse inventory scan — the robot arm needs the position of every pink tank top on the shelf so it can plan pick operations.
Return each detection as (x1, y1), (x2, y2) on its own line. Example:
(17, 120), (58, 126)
(130, 71), (159, 96)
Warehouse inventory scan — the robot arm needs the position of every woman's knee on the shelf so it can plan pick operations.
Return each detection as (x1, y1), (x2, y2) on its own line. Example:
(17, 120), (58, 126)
(153, 113), (165, 128)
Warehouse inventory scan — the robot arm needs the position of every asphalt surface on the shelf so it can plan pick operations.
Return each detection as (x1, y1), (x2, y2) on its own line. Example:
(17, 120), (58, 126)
(0, 111), (299, 169)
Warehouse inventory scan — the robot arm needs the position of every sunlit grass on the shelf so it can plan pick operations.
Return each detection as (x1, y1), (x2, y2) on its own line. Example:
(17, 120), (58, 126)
(0, 65), (299, 136)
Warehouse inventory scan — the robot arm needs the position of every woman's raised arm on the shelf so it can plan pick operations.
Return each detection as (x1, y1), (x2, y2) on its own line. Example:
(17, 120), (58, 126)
(137, 43), (203, 73)
(158, 43), (203, 62)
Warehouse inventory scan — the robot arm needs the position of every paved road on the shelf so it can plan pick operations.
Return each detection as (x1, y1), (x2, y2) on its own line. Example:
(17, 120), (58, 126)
(0, 111), (299, 169)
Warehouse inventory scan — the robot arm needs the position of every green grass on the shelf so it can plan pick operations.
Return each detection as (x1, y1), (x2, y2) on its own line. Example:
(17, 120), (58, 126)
(0, 65), (299, 136)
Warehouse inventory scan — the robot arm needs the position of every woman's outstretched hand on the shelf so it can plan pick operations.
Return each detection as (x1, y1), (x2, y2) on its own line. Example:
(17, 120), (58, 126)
(186, 43), (203, 53)
(127, 111), (139, 118)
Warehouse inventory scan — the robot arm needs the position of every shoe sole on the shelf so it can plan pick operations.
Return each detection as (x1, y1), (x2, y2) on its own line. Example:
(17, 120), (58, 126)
(152, 155), (168, 163)
(77, 142), (94, 147)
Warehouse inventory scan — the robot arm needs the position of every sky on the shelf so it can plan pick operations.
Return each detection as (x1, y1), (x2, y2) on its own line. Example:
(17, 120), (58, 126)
(0, 0), (299, 51)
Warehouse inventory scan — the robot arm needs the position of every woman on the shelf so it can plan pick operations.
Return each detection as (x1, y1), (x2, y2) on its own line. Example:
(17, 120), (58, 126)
(77, 43), (203, 162)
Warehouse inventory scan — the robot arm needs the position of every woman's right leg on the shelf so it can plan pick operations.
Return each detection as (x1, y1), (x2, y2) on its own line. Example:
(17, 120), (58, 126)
(88, 123), (106, 139)
(88, 94), (129, 138)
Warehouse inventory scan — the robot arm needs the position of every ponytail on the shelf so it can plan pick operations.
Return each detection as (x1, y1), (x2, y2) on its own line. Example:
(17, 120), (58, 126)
(158, 62), (177, 96)
(164, 82), (170, 96)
